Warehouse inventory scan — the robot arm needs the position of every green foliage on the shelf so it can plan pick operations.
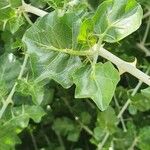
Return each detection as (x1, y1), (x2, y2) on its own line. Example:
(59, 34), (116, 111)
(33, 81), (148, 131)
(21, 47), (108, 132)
(0, 105), (45, 149)
(0, 0), (150, 150)
(93, 0), (143, 42)
(73, 62), (120, 110)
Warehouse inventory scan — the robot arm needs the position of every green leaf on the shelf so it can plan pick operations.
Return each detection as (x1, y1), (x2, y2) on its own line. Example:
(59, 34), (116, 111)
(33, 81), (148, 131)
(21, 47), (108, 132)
(97, 107), (118, 133)
(0, 105), (45, 149)
(137, 126), (150, 150)
(16, 79), (44, 105)
(52, 117), (80, 142)
(93, 0), (143, 42)
(141, 87), (150, 98)
(113, 122), (137, 149)
(0, 0), (21, 21)
(7, 15), (24, 34)
(73, 62), (120, 111)
(0, 53), (21, 99)
(130, 87), (150, 112)
(23, 11), (82, 88)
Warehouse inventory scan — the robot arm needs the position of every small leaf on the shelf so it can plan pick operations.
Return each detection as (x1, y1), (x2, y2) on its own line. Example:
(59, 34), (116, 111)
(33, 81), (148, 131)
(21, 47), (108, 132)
(97, 107), (118, 133)
(141, 87), (150, 98)
(73, 62), (120, 110)
(52, 117), (80, 142)
(93, 0), (143, 42)
(16, 79), (44, 105)
(131, 90), (150, 112)
(137, 126), (150, 150)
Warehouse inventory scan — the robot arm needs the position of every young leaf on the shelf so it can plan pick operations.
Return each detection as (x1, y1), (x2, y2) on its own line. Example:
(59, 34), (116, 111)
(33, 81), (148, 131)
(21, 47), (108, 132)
(23, 11), (82, 88)
(72, 62), (120, 111)
(93, 0), (143, 42)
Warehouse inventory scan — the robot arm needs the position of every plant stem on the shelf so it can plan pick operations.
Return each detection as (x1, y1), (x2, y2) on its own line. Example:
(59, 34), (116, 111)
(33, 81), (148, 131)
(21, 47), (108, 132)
(22, 1), (48, 17)
(114, 94), (127, 132)
(98, 46), (150, 86)
(143, 11), (150, 19)
(21, 2), (150, 86)
(128, 137), (138, 150)
(142, 17), (150, 44)
(0, 54), (29, 119)
(29, 129), (38, 150)
(137, 43), (150, 56)
(97, 132), (110, 150)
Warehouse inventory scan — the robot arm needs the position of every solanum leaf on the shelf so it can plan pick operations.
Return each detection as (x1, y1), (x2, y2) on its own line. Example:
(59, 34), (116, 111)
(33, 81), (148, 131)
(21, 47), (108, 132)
(97, 107), (118, 133)
(0, 53), (21, 99)
(130, 87), (150, 112)
(137, 126), (150, 150)
(91, 107), (118, 145)
(23, 11), (82, 88)
(93, 0), (143, 42)
(0, 105), (45, 149)
(72, 62), (120, 111)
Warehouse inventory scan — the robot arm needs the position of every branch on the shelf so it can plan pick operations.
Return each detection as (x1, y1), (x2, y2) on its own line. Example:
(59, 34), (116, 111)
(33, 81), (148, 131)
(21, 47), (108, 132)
(21, 3), (150, 86)
(98, 46), (150, 86)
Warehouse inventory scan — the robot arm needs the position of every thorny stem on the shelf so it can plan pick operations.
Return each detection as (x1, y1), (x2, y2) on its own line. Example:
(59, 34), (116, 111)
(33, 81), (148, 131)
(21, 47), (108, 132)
(21, 2), (150, 86)
(0, 54), (29, 119)
(98, 46), (150, 86)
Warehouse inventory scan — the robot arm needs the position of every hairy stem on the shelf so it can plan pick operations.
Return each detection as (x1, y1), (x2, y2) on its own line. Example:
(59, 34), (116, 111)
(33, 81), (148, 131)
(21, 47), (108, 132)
(0, 54), (28, 119)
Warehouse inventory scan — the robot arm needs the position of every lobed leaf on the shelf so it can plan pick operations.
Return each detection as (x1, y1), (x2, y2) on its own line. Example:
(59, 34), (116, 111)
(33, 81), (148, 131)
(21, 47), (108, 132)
(72, 62), (120, 111)
(23, 11), (82, 88)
